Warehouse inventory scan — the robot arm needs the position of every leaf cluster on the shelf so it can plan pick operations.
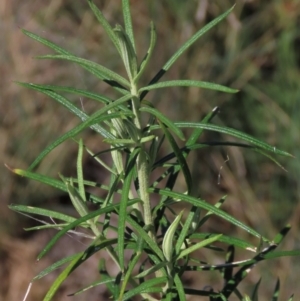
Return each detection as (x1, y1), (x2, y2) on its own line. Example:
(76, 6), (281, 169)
(8, 1), (299, 300)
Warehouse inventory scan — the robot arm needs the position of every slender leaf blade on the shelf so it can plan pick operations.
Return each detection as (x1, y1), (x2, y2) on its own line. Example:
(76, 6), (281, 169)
(43, 252), (84, 301)
(87, 0), (121, 55)
(122, 0), (136, 52)
(28, 94), (132, 170)
(140, 80), (238, 94)
(152, 189), (268, 241)
(151, 122), (293, 157)
(163, 5), (235, 71)
(37, 54), (130, 88)
(22, 29), (71, 55)
(37, 199), (139, 260)
(174, 273), (187, 301)
(16, 82), (114, 139)
(9, 204), (76, 223)
(122, 277), (167, 301)
(140, 5), (235, 99)
(140, 106), (185, 140)
(118, 149), (139, 271)
(177, 234), (222, 260)
(160, 122), (192, 194)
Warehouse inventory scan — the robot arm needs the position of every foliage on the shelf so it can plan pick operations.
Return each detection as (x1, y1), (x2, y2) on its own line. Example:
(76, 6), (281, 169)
(8, 1), (300, 300)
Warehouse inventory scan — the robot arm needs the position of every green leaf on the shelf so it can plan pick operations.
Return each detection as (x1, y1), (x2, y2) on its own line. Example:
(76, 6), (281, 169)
(190, 233), (256, 252)
(174, 273), (187, 301)
(15, 82), (114, 139)
(135, 22), (156, 82)
(122, 0), (136, 52)
(140, 5), (235, 99)
(36, 54), (130, 88)
(139, 80), (238, 94)
(9, 168), (66, 191)
(43, 237), (119, 300)
(162, 5), (235, 72)
(43, 252), (84, 301)
(162, 211), (183, 262)
(118, 238), (143, 300)
(152, 122), (293, 157)
(126, 215), (165, 261)
(17, 82), (112, 104)
(114, 25), (138, 81)
(37, 199), (140, 260)
(177, 234), (222, 260)
(152, 189), (267, 241)
(263, 250), (300, 260)
(118, 148), (139, 271)
(186, 106), (220, 147)
(140, 106), (185, 140)
(7, 167), (104, 204)
(122, 277), (167, 301)
(273, 224), (291, 245)
(175, 207), (197, 254)
(77, 139), (86, 202)
(160, 122), (192, 194)
(8, 204), (76, 223)
(22, 29), (72, 55)
(65, 180), (89, 217)
(197, 196), (227, 229)
(28, 94), (133, 170)
(87, 0), (121, 55)
(135, 261), (168, 279)
(33, 253), (81, 281)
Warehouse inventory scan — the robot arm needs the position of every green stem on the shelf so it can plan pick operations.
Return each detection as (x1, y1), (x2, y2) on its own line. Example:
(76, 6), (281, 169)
(131, 85), (155, 240)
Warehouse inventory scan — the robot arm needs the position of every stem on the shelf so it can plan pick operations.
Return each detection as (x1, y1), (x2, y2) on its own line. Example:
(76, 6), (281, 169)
(131, 84), (155, 240)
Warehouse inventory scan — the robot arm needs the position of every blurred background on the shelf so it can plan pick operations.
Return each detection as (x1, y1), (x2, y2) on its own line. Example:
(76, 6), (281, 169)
(1, 0), (299, 300)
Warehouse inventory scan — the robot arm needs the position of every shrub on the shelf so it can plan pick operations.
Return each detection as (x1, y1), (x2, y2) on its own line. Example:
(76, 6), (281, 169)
(8, 1), (300, 300)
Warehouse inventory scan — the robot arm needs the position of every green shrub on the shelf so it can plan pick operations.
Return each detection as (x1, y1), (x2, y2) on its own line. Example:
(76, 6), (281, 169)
(9, 1), (299, 300)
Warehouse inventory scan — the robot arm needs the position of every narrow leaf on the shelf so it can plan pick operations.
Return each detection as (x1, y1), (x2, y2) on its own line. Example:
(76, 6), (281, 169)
(122, 0), (136, 52)
(152, 122), (293, 157)
(118, 239), (143, 300)
(139, 80), (238, 94)
(152, 189), (267, 241)
(22, 29), (71, 55)
(33, 253), (81, 281)
(190, 233), (256, 252)
(15, 82), (114, 139)
(160, 122), (192, 194)
(37, 54), (130, 88)
(43, 252), (84, 301)
(162, 211), (183, 261)
(28, 94), (132, 170)
(140, 5), (235, 99)
(175, 207), (196, 254)
(163, 5), (235, 71)
(140, 106), (185, 140)
(177, 234), (222, 260)
(126, 215), (165, 261)
(118, 149), (139, 271)
(114, 25), (138, 81)
(87, 0), (121, 54)
(17, 82), (112, 104)
(37, 199), (139, 260)
(174, 273), (187, 301)
(135, 22), (156, 82)
(9, 204), (76, 223)
(186, 106), (220, 147)
(122, 277), (167, 301)
(77, 139), (86, 201)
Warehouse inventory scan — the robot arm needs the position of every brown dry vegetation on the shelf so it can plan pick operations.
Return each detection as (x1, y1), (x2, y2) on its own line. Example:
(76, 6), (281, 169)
(1, 1), (300, 300)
